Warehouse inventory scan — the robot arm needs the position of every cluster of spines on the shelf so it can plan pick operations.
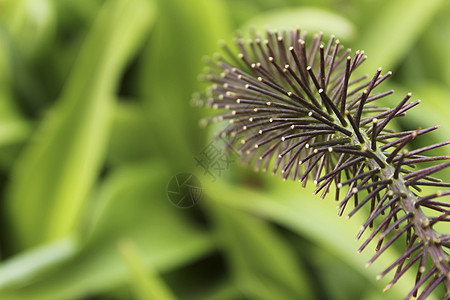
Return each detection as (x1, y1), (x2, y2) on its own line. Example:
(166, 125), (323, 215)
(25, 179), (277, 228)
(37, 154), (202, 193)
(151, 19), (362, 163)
(193, 29), (450, 299)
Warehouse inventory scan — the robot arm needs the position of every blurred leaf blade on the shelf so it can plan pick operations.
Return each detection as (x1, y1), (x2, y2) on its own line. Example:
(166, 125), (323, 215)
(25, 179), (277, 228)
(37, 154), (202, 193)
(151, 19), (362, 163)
(0, 29), (32, 149)
(240, 7), (356, 41)
(140, 0), (231, 170)
(118, 239), (177, 300)
(205, 192), (315, 300)
(6, 0), (156, 249)
(0, 0), (57, 60)
(106, 101), (154, 166)
(0, 236), (77, 290)
(357, 0), (445, 71)
(0, 161), (213, 300)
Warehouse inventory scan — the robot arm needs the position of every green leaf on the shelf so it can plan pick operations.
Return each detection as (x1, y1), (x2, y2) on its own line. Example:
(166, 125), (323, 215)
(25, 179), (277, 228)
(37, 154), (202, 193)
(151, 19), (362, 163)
(139, 0), (231, 169)
(106, 101), (155, 166)
(0, 90), (31, 148)
(118, 239), (177, 300)
(0, 236), (77, 290)
(0, 161), (214, 300)
(357, 0), (445, 72)
(0, 0), (57, 60)
(419, 2), (450, 84)
(0, 30), (31, 150)
(6, 0), (156, 249)
(204, 194), (314, 300)
(239, 7), (356, 41)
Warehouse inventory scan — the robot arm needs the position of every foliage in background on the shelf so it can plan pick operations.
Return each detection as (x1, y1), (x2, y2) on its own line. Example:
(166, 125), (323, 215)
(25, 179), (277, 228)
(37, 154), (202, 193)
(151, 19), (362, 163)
(0, 0), (448, 299)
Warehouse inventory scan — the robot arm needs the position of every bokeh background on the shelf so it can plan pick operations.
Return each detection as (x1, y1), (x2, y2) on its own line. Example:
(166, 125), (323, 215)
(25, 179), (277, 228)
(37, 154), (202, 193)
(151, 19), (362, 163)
(0, 0), (449, 299)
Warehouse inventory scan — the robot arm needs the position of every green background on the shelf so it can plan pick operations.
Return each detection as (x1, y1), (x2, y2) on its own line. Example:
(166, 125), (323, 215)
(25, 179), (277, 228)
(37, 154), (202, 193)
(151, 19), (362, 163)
(0, 0), (449, 299)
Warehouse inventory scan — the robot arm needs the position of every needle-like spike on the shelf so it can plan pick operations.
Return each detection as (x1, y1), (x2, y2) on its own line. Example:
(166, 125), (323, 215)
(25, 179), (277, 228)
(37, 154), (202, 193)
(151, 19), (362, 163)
(196, 29), (450, 298)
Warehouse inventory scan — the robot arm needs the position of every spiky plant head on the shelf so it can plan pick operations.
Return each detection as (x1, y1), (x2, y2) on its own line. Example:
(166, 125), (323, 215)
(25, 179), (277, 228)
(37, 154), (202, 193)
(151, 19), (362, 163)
(194, 29), (450, 299)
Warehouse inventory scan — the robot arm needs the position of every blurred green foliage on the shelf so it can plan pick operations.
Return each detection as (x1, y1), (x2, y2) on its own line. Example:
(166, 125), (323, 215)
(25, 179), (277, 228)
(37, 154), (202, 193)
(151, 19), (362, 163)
(0, 0), (449, 299)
